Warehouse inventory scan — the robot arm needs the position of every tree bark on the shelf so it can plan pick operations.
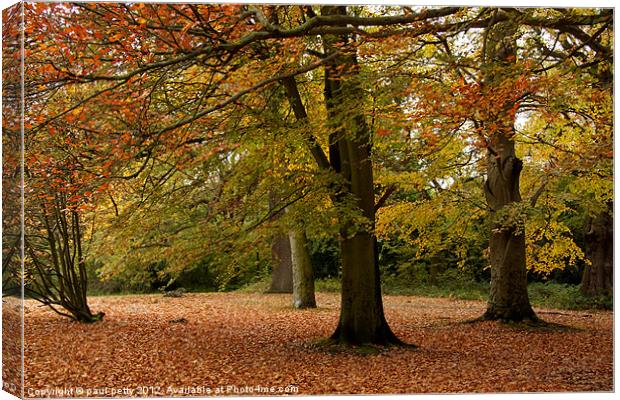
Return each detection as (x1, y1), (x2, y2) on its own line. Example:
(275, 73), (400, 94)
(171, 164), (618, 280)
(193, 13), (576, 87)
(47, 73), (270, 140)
(580, 42), (613, 298)
(280, 7), (401, 343)
(26, 197), (103, 323)
(581, 203), (613, 297)
(481, 16), (536, 322)
(289, 228), (317, 308)
(267, 192), (293, 293)
(268, 235), (293, 293)
(321, 5), (401, 345)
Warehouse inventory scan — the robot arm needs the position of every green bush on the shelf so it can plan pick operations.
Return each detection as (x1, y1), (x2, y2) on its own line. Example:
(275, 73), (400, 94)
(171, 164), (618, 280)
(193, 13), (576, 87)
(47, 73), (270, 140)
(381, 269), (489, 301)
(311, 271), (611, 311)
(528, 282), (612, 310)
(308, 237), (341, 279)
(236, 275), (271, 293)
(315, 277), (341, 293)
(86, 261), (146, 296)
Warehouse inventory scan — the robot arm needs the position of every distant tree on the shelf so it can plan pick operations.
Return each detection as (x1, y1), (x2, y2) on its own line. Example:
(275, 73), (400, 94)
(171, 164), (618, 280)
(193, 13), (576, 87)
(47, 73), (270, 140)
(581, 202), (612, 297)
(288, 226), (316, 309)
(267, 235), (294, 294)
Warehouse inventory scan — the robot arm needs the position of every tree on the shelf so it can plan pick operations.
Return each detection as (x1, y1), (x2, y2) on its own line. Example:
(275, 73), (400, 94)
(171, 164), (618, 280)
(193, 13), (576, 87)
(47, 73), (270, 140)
(278, 20), (399, 340)
(387, 7), (612, 320)
(22, 113), (105, 321)
(288, 224), (317, 308)
(4, 5), (108, 321)
(581, 202), (612, 296)
(265, 154), (296, 297)
(479, 16), (537, 321)
(267, 234), (294, 293)
(312, 6), (401, 344)
(24, 191), (104, 322)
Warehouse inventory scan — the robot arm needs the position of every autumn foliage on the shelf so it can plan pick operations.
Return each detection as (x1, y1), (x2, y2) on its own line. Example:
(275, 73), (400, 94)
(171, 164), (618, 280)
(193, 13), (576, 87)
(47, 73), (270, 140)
(1, 3), (613, 395)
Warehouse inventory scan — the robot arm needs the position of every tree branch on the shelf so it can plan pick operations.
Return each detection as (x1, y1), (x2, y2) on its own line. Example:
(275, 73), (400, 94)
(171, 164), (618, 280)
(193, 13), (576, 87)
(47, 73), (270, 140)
(375, 185), (397, 211)
(153, 51), (340, 136)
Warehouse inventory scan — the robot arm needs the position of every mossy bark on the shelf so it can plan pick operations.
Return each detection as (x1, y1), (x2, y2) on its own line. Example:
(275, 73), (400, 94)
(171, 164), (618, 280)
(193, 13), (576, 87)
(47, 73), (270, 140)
(289, 229), (316, 308)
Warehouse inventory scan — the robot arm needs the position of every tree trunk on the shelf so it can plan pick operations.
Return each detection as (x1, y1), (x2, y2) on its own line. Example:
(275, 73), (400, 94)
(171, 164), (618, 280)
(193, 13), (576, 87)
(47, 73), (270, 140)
(429, 253), (444, 285)
(321, 5), (401, 345)
(267, 192), (293, 293)
(481, 16), (536, 322)
(581, 66), (612, 298)
(581, 203), (613, 297)
(289, 229), (317, 308)
(26, 199), (104, 323)
(268, 235), (293, 293)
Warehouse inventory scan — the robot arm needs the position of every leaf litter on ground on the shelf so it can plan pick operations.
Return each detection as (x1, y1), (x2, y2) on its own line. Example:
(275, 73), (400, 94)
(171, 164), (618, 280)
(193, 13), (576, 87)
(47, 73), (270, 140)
(14, 292), (612, 396)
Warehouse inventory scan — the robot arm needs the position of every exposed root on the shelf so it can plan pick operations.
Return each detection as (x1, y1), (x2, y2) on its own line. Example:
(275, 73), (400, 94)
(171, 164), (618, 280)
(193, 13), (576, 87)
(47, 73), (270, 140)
(304, 337), (416, 356)
(481, 307), (539, 324)
(328, 323), (413, 348)
(75, 311), (105, 323)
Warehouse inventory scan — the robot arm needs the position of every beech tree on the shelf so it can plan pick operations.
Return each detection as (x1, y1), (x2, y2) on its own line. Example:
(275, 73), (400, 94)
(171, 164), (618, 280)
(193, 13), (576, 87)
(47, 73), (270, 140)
(479, 17), (536, 321)
(268, 234), (294, 294)
(481, 9), (612, 313)
(582, 204), (613, 296)
(385, 7), (612, 321)
(288, 220), (316, 309)
(267, 194), (293, 294)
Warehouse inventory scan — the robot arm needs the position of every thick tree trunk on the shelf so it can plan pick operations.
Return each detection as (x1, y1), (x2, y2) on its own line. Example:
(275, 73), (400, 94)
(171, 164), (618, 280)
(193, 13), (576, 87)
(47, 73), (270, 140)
(481, 17), (536, 322)
(267, 192), (293, 293)
(580, 39), (612, 298)
(280, 7), (401, 343)
(484, 222), (535, 321)
(331, 129), (398, 344)
(483, 144), (535, 321)
(581, 203), (613, 297)
(289, 229), (317, 308)
(321, 5), (401, 345)
(331, 231), (400, 344)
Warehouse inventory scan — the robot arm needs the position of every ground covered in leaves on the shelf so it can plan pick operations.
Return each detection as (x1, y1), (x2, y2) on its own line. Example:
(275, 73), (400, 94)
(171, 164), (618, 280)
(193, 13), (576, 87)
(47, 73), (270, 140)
(18, 292), (612, 396)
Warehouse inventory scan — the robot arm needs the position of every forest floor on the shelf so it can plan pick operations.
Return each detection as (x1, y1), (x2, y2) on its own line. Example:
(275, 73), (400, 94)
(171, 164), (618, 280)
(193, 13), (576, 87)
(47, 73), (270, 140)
(15, 292), (613, 396)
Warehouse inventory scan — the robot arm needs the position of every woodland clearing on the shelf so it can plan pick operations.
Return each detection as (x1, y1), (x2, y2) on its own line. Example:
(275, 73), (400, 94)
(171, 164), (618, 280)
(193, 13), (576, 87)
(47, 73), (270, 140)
(16, 292), (613, 395)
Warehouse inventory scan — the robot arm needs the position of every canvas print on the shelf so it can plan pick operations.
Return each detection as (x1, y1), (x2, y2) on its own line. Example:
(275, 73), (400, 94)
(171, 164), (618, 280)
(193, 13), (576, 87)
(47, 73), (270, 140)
(1, 2), (613, 397)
